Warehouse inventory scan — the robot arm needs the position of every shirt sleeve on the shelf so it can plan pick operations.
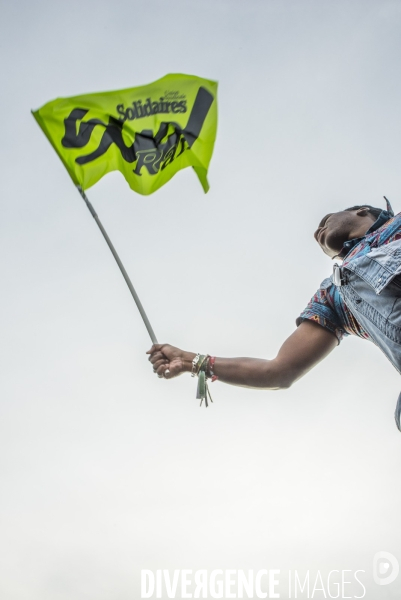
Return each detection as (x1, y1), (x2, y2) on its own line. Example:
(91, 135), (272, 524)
(296, 278), (348, 344)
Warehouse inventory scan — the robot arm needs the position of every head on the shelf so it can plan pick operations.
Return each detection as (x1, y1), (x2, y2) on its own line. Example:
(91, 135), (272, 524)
(314, 205), (383, 259)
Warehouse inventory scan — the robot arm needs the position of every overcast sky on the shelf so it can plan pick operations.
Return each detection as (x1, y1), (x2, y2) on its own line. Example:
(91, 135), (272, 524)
(1, 1), (401, 598)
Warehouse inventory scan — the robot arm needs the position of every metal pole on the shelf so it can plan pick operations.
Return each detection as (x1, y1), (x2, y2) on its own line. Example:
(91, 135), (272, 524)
(77, 186), (158, 344)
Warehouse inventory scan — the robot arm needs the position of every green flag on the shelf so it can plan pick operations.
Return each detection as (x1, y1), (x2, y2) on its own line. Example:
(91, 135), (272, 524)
(32, 73), (218, 195)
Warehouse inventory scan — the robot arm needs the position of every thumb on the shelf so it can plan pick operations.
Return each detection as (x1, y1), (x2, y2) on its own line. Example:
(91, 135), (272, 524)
(163, 360), (182, 379)
(163, 366), (172, 379)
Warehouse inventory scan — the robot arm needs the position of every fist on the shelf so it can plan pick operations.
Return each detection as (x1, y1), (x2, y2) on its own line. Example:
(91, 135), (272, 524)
(146, 344), (195, 379)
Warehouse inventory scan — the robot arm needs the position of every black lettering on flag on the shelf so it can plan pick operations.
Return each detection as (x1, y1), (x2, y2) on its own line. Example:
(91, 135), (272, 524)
(61, 87), (214, 175)
(133, 127), (179, 176)
(62, 109), (105, 148)
(180, 87), (213, 148)
(161, 145), (177, 170)
(134, 150), (163, 175)
(65, 115), (137, 164)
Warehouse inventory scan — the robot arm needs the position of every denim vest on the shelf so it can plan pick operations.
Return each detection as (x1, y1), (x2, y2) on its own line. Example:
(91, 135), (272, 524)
(333, 238), (401, 431)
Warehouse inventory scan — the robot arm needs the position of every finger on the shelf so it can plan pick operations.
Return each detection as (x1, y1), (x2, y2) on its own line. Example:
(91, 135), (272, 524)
(146, 344), (164, 355)
(149, 351), (166, 362)
(149, 351), (166, 365)
(152, 358), (168, 371)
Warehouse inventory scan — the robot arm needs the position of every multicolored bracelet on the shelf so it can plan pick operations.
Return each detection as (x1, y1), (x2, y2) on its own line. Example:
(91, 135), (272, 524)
(191, 354), (218, 407)
(191, 354), (208, 377)
(191, 354), (213, 407)
(208, 356), (218, 382)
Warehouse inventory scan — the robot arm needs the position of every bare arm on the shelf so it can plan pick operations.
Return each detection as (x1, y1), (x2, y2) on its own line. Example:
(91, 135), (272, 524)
(147, 320), (338, 390)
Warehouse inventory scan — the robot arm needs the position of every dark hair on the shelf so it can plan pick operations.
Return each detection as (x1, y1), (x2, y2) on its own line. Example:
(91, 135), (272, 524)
(344, 205), (382, 219)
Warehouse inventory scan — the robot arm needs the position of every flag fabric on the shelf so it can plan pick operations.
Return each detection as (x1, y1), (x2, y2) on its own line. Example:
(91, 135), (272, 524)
(32, 73), (218, 195)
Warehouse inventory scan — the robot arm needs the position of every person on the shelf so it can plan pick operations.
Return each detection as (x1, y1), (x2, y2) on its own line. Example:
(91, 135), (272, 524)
(147, 198), (401, 430)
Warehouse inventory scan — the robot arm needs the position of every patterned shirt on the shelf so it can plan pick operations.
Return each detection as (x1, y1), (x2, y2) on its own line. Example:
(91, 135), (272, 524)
(297, 211), (401, 343)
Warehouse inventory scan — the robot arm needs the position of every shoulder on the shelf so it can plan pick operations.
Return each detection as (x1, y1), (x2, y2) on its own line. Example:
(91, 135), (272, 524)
(320, 276), (333, 290)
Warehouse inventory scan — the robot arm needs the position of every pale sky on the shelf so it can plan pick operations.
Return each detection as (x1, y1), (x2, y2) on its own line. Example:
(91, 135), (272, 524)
(1, 1), (401, 598)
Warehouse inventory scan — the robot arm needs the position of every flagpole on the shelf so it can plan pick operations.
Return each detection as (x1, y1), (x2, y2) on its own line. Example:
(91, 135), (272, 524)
(77, 186), (158, 344)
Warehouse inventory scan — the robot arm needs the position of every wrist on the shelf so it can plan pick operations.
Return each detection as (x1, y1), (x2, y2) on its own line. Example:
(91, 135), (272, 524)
(182, 352), (196, 372)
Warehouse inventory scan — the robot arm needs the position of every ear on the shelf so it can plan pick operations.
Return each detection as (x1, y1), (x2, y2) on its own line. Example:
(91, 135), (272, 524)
(356, 207), (371, 217)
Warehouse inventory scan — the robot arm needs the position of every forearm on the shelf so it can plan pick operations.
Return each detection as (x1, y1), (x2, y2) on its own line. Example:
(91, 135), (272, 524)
(181, 353), (288, 389)
(148, 322), (338, 388)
